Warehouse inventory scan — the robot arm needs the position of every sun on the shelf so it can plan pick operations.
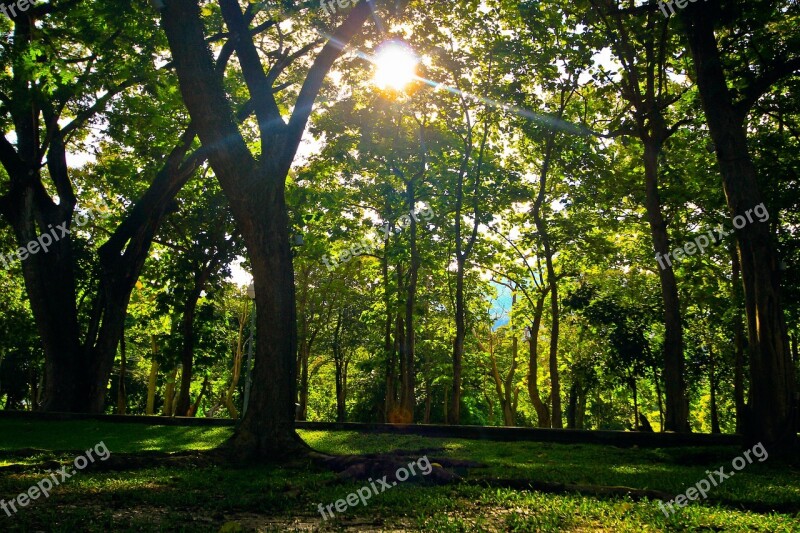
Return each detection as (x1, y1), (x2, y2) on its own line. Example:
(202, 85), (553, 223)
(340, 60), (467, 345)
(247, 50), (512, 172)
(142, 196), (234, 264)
(372, 41), (419, 92)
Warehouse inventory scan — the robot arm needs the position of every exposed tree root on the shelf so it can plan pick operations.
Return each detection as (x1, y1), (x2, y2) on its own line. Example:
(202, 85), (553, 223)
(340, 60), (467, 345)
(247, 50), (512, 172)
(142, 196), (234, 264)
(311, 447), (486, 485)
(0, 450), (216, 474)
(0, 447), (69, 459)
(0, 459), (63, 473)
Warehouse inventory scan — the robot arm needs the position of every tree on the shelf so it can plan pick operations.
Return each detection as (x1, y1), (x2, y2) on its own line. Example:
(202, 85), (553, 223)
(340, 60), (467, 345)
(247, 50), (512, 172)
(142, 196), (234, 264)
(0, 1), (230, 412)
(583, 0), (691, 432)
(680, 0), (799, 449)
(160, 0), (388, 458)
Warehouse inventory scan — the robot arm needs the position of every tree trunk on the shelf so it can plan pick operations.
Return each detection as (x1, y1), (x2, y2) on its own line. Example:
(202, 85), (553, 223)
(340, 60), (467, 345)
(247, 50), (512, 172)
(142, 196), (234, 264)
(450, 255), (466, 424)
(482, 324), (516, 427)
(187, 375), (209, 417)
(643, 141), (689, 432)
(505, 296), (520, 426)
(576, 388), (586, 429)
(393, 309), (407, 423)
(224, 299), (248, 420)
(528, 292), (551, 428)
(709, 343), (720, 434)
(424, 379), (432, 424)
(231, 186), (302, 455)
(175, 291), (200, 416)
(631, 376), (639, 431)
(443, 385), (449, 424)
(567, 381), (578, 429)
(163, 367), (178, 417)
(383, 238), (397, 422)
(545, 264), (562, 429)
(146, 353), (159, 416)
(11, 187), (87, 413)
(683, 12), (796, 449)
(532, 135), (562, 429)
(400, 183), (420, 422)
(333, 309), (347, 423)
(116, 325), (127, 415)
(0, 14), (209, 415)
(163, 0), (392, 457)
(448, 92), (486, 426)
(653, 366), (664, 431)
(731, 244), (747, 434)
(297, 340), (310, 421)
(177, 258), (219, 416)
(295, 265), (321, 422)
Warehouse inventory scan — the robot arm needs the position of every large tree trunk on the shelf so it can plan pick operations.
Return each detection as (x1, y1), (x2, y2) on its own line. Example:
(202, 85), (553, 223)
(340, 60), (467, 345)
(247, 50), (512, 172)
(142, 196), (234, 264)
(683, 12), (797, 449)
(0, 15), (95, 414)
(643, 141), (689, 432)
(7, 183), (86, 413)
(231, 182), (301, 455)
(590, 0), (689, 433)
(0, 11), (208, 415)
(162, 0), (377, 458)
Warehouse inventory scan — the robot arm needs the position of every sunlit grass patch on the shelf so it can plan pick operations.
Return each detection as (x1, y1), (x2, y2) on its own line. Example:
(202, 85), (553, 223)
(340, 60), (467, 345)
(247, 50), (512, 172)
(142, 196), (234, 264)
(0, 420), (797, 531)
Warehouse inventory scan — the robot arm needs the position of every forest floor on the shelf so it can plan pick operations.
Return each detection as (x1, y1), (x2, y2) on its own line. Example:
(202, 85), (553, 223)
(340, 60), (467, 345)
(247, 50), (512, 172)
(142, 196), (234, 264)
(0, 419), (798, 532)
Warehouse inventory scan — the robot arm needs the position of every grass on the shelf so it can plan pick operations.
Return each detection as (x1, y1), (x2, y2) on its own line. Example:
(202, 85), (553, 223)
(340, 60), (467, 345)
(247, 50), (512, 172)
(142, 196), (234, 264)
(0, 419), (798, 531)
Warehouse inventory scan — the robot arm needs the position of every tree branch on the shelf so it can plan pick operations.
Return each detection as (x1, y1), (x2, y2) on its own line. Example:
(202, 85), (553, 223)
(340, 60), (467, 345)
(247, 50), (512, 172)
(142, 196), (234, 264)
(738, 57), (800, 114)
(285, 1), (375, 169)
(219, 0), (285, 138)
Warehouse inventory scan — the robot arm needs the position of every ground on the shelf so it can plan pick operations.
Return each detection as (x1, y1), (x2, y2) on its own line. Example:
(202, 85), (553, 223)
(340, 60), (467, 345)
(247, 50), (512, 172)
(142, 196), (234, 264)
(0, 419), (798, 531)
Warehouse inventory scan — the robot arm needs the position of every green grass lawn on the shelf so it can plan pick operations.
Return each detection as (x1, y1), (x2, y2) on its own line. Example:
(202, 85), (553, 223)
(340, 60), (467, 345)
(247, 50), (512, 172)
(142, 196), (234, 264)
(0, 419), (798, 531)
